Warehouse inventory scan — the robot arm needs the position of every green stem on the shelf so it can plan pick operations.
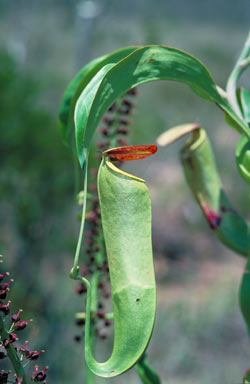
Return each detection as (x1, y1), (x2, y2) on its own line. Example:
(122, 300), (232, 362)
(0, 312), (29, 384)
(86, 272), (101, 384)
(137, 352), (161, 384)
(71, 162), (88, 278)
(226, 30), (250, 119)
(73, 142), (81, 196)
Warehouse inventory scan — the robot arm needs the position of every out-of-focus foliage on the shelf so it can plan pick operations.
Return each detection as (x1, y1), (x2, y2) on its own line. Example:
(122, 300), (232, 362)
(0, 48), (74, 260)
(0, 48), (78, 381)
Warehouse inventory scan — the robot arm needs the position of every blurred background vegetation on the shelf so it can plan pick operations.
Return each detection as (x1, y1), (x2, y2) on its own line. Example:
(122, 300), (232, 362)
(0, 1), (250, 383)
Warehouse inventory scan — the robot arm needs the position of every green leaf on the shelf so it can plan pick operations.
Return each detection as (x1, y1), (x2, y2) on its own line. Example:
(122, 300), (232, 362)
(58, 47), (138, 147)
(224, 113), (242, 134)
(74, 45), (249, 172)
(81, 154), (157, 377)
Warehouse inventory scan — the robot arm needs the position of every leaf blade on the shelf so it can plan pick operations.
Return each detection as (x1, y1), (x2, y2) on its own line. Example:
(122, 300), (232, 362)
(59, 47), (139, 147)
(74, 45), (249, 170)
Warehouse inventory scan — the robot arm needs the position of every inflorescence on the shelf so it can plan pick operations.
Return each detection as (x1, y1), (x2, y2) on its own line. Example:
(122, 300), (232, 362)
(74, 88), (138, 341)
(0, 255), (48, 384)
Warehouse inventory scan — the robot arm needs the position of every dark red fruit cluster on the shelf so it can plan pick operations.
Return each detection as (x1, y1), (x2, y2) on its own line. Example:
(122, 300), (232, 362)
(32, 366), (48, 382)
(0, 255), (48, 383)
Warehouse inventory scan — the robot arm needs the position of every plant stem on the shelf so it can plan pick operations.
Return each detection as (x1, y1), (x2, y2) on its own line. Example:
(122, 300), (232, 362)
(137, 352), (161, 384)
(0, 312), (29, 384)
(71, 161), (88, 278)
(226, 30), (250, 119)
(73, 142), (81, 196)
(86, 271), (100, 384)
